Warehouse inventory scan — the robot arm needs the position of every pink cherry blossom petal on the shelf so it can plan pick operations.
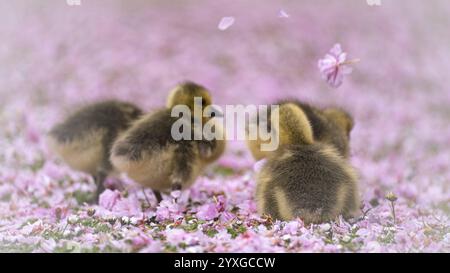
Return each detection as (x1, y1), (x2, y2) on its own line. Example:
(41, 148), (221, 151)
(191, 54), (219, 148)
(278, 9), (290, 18)
(196, 202), (219, 220)
(218, 17), (235, 31)
(99, 189), (121, 210)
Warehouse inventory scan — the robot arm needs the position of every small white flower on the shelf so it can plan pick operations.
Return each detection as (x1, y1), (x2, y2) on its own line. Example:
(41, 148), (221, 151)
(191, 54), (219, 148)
(67, 215), (79, 225)
(186, 246), (202, 253)
(443, 233), (450, 244)
(257, 224), (268, 233)
(73, 227), (82, 234)
(121, 216), (130, 225)
(384, 226), (397, 232)
(242, 173), (251, 181)
(106, 215), (117, 224)
(342, 235), (352, 243)
(320, 223), (332, 232)
(129, 217), (139, 225)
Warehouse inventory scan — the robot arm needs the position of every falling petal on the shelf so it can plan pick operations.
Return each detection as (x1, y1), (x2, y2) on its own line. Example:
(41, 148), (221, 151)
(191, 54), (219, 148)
(278, 9), (290, 18)
(218, 17), (235, 31)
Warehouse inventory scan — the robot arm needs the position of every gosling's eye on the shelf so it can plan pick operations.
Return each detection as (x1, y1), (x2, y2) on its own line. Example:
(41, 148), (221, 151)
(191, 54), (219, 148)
(211, 112), (216, 117)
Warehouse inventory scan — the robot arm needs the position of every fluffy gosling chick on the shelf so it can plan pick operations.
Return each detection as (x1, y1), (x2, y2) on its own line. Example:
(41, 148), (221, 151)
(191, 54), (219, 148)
(247, 99), (354, 160)
(110, 81), (225, 202)
(47, 100), (143, 202)
(256, 103), (359, 224)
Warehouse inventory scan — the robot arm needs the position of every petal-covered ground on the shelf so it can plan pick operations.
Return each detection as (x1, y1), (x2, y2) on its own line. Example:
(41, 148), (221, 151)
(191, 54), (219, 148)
(0, 0), (449, 252)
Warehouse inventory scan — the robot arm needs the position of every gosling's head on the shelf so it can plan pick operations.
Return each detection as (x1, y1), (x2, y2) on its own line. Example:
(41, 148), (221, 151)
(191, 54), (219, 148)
(322, 107), (354, 158)
(116, 101), (144, 122)
(273, 103), (314, 147)
(247, 103), (315, 160)
(166, 81), (213, 112)
(323, 107), (354, 138)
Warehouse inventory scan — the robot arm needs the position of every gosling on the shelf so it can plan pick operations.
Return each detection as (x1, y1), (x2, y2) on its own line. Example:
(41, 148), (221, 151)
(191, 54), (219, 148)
(47, 100), (143, 203)
(110, 81), (225, 203)
(256, 103), (359, 224)
(246, 99), (353, 160)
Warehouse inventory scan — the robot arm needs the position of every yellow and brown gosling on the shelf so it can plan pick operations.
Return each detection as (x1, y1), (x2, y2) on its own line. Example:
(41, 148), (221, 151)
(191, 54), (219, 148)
(47, 100), (143, 203)
(246, 99), (354, 160)
(110, 81), (225, 203)
(256, 103), (359, 224)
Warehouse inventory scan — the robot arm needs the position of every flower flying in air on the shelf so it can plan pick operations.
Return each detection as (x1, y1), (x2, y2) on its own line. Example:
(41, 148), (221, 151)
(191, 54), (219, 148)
(318, 44), (359, 88)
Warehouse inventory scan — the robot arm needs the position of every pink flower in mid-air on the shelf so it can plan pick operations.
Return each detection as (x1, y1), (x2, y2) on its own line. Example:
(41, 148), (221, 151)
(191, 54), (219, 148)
(318, 44), (359, 88)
